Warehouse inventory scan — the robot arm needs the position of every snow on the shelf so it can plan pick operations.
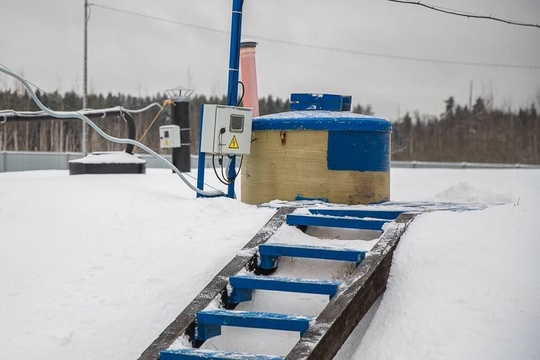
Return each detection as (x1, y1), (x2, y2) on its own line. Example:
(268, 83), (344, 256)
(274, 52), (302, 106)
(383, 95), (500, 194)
(256, 110), (379, 120)
(0, 167), (539, 359)
(69, 151), (146, 164)
(352, 201), (540, 360)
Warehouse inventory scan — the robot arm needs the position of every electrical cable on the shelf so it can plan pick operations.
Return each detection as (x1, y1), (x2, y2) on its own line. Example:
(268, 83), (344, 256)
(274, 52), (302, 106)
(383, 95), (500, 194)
(182, 167), (223, 193)
(212, 154), (232, 186)
(237, 81), (245, 107)
(89, 3), (229, 36)
(210, 153), (243, 185)
(122, 102), (163, 114)
(0, 106), (158, 119)
(225, 155), (244, 183)
(0, 65), (224, 197)
(88, 2), (540, 70)
(0, 60), (222, 193)
(387, 0), (540, 29)
(229, 155), (244, 181)
(220, 155), (230, 184)
(213, 132), (234, 185)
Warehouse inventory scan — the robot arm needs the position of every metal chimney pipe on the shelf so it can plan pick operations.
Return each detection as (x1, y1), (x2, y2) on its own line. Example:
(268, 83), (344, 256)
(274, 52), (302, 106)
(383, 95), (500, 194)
(240, 41), (259, 117)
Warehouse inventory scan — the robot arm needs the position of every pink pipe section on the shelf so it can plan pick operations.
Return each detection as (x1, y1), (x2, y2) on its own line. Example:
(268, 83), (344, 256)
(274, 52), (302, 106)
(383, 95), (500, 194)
(240, 41), (259, 117)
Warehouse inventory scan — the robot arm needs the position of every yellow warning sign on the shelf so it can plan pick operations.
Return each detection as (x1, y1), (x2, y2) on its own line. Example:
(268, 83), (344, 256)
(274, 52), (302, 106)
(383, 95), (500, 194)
(229, 135), (239, 149)
(164, 139), (170, 146)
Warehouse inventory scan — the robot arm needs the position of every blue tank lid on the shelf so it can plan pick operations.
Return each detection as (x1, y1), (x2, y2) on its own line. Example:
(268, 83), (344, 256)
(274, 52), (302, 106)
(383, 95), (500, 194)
(253, 110), (392, 132)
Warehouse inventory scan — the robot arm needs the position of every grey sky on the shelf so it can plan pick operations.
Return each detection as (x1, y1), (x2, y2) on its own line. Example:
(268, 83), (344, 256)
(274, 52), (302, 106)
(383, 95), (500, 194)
(1, 0), (539, 119)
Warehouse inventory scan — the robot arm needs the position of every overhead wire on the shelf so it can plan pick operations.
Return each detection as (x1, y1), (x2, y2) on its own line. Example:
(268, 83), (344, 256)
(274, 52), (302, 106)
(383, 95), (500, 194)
(387, 0), (540, 29)
(89, 3), (229, 36)
(88, 2), (540, 70)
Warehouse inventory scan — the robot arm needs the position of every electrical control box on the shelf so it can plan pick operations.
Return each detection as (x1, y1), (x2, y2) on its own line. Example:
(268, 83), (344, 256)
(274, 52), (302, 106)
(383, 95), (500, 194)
(159, 125), (181, 149)
(200, 104), (252, 155)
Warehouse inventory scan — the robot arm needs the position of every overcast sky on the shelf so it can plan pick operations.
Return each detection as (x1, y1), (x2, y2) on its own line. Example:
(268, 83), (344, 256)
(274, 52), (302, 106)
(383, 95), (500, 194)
(1, 0), (539, 119)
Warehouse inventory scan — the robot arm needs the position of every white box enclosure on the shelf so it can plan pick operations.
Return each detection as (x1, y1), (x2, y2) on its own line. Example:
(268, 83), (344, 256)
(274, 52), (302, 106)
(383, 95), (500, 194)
(159, 125), (181, 149)
(200, 105), (252, 155)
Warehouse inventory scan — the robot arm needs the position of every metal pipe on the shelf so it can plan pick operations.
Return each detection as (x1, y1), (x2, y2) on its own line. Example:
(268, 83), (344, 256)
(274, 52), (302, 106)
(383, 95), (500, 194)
(83, 0), (89, 156)
(240, 41), (259, 116)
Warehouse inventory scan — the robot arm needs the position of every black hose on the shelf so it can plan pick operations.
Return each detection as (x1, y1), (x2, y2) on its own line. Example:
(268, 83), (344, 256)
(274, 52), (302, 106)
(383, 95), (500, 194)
(120, 112), (136, 154)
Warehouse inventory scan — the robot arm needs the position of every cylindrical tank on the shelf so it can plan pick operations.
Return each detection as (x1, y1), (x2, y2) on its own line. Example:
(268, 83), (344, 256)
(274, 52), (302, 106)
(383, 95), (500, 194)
(241, 104), (392, 205)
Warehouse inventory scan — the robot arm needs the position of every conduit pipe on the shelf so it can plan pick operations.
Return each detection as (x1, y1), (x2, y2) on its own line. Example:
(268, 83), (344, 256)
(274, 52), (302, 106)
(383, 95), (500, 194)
(0, 65), (224, 197)
(0, 108), (137, 154)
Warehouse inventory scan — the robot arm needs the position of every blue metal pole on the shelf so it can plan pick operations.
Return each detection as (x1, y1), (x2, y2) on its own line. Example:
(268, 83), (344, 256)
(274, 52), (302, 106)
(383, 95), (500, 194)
(196, 105), (206, 197)
(226, 0), (244, 198)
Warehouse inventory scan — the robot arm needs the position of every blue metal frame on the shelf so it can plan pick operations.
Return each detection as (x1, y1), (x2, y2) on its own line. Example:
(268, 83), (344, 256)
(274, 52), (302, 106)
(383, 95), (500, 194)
(160, 348), (284, 360)
(257, 243), (366, 270)
(286, 214), (390, 231)
(228, 274), (342, 304)
(196, 0), (244, 198)
(195, 309), (313, 341)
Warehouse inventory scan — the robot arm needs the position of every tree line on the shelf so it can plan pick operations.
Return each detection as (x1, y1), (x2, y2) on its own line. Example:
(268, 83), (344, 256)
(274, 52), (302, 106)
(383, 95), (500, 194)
(0, 90), (292, 155)
(0, 90), (538, 164)
(392, 97), (539, 164)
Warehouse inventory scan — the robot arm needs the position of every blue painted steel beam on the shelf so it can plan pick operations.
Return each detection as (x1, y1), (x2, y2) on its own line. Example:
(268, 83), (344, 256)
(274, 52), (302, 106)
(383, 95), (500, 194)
(307, 209), (404, 220)
(286, 214), (389, 230)
(197, 0), (245, 198)
(160, 348), (284, 360)
(195, 309), (313, 341)
(257, 243), (366, 270)
(228, 275), (342, 304)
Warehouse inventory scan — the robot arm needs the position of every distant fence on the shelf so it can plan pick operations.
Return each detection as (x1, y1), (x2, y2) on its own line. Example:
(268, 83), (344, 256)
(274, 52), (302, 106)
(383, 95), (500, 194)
(390, 160), (540, 169)
(0, 151), (205, 172)
(0, 151), (83, 172)
(1, 151), (539, 172)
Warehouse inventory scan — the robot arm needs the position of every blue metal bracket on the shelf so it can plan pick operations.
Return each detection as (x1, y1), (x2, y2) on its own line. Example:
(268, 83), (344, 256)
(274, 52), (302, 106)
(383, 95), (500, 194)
(228, 274), (342, 304)
(257, 243), (366, 271)
(194, 309), (313, 341)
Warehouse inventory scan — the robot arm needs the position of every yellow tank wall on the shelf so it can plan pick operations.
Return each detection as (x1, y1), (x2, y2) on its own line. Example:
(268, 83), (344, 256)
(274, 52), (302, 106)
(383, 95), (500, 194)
(241, 130), (390, 205)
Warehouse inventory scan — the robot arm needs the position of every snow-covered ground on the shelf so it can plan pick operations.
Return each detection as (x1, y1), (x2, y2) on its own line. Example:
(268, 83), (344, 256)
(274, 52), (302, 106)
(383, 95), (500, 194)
(0, 167), (538, 359)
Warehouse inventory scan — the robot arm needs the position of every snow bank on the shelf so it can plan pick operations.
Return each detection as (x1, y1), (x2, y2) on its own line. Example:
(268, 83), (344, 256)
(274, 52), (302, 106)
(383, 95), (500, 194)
(0, 167), (538, 359)
(351, 194), (540, 359)
(0, 170), (274, 360)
